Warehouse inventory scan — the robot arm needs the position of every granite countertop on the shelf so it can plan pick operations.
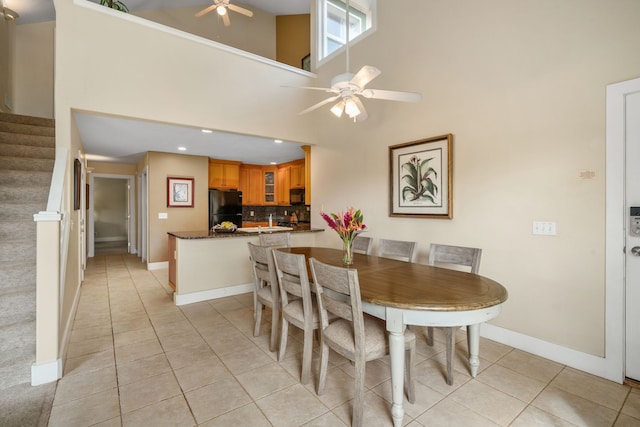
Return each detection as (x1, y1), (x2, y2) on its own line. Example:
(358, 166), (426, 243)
(168, 227), (323, 240)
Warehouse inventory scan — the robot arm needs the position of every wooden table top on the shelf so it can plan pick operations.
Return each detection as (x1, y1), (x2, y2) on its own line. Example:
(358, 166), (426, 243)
(279, 247), (508, 312)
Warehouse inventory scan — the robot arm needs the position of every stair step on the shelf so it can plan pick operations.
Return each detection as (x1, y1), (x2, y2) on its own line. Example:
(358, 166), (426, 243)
(0, 156), (54, 172)
(0, 184), (49, 203)
(0, 261), (36, 291)
(3, 202), (48, 221)
(0, 169), (52, 187)
(0, 112), (54, 128)
(0, 142), (55, 160)
(0, 220), (36, 240)
(0, 240), (36, 263)
(0, 347), (34, 389)
(0, 131), (55, 148)
(0, 121), (54, 138)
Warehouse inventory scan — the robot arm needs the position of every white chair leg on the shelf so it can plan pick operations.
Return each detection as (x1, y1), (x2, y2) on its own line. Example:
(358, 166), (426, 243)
(426, 326), (434, 346)
(278, 318), (289, 362)
(445, 327), (455, 385)
(253, 303), (263, 337)
(300, 328), (314, 384)
(269, 304), (279, 352)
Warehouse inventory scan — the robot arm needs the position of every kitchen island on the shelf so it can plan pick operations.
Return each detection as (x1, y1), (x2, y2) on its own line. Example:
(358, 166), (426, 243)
(167, 227), (323, 305)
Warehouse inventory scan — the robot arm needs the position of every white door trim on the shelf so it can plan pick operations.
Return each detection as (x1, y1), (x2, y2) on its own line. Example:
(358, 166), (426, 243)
(605, 76), (640, 383)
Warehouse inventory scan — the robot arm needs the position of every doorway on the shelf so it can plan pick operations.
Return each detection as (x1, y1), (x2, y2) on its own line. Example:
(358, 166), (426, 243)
(89, 174), (136, 257)
(606, 76), (640, 383)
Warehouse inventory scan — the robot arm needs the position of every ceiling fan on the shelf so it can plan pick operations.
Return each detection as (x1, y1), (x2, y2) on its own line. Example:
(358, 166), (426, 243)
(195, 0), (253, 27)
(293, 1), (421, 122)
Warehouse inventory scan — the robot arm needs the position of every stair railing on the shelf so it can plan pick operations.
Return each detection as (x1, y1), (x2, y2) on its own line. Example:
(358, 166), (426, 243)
(32, 146), (69, 385)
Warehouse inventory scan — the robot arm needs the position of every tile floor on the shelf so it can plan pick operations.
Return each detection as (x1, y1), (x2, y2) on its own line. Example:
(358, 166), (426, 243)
(46, 253), (640, 427)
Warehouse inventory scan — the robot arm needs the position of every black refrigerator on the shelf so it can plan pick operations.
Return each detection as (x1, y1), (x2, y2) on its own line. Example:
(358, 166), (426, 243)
(209, 189), (243, 229)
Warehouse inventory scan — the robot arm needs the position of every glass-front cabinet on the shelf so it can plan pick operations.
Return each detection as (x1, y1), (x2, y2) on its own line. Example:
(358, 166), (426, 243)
(264, 168), (276, 204)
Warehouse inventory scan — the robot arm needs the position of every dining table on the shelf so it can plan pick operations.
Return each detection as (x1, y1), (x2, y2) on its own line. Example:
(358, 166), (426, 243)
(277, 247), (508, 427)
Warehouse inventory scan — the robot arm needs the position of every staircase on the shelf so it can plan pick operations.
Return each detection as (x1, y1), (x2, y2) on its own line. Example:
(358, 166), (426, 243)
(0, 112), (55, 390)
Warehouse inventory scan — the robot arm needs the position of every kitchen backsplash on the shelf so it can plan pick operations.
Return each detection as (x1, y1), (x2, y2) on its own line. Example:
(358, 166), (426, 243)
(242, 205), (311, 223)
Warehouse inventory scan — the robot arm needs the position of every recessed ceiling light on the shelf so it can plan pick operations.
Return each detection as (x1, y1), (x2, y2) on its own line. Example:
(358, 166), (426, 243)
(274, 139), (283, 143)
(270, 162), (277, 165)
(178, 147), (187, 151)
(201, 129), (212, 133)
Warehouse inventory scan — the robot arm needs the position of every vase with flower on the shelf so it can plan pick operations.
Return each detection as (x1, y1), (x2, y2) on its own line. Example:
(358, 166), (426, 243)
(320, 207), (366, 266)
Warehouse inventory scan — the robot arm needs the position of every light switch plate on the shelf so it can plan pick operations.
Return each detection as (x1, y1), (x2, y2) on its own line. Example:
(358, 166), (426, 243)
(158, 212), (168, 219)
(533, 221), (556, 235)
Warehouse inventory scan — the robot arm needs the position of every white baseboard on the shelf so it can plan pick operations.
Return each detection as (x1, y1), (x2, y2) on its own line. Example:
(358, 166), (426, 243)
(147, 261), (168, 271)
(174, 283), (253, 306)
(95, 237), (127, 242)
(482, 323), (621, 383)
(31, 359), (62, 386)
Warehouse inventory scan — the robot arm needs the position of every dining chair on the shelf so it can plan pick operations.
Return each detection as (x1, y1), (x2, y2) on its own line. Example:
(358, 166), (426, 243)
(247, 242), (280, 352)
(352, 235), (373, 255)
(426, 243), (482, 385)
(259, 232), (291, 248)
(377, 238), (417, 262)
(272, 249), (319, 384)
(309, 258), (415, 427)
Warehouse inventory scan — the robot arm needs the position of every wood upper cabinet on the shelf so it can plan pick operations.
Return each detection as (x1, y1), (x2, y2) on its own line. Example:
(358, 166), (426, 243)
(208, 159), (240, 189)
(277, 165), (291, 205)
(263, 167), (277, 205)
(290, 161), (305, 189)
(239, 165), (264, 205)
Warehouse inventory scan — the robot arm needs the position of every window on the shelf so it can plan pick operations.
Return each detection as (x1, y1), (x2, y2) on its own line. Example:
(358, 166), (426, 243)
(318, 0), (375, 63)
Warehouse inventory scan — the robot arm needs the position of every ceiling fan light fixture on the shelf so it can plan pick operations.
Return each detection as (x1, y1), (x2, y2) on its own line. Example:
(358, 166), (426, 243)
(330, 100), (345, 118)
(217, 5), (227, 15)
(344, 97), (361, 118)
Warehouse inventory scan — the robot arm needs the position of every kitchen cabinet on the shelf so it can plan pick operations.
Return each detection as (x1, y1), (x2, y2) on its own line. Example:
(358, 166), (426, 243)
(239, 165), (264, 205)
(208, 159), (240, 189)
(168, 235), (176, 291)
(290, 161), (305, 189)
(277, 166), (291, 205)
(263, 167), (276, 205)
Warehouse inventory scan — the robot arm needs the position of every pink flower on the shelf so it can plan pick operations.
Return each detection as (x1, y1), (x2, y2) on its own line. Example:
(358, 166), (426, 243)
(320, 207), (366, 242)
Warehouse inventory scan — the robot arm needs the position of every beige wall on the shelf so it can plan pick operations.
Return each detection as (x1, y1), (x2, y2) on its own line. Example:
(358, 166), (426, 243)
(14, 21), (55, 118)
(0, 10), (15, 112)
(51, 0), (640, 365)
(308, 0), (640, 357)
(88, 161), (137, 175)
(134, 3), (276, 60)
(147, 151), (208, 263)
(276, 14), (310, 69)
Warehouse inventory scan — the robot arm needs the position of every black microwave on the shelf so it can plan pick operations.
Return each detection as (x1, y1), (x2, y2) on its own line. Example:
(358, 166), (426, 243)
(290, 188), (305, 205)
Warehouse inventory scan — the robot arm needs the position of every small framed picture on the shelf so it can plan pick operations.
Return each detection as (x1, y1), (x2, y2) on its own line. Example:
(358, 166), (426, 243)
(167, 177), (194, 208)
(389, 134), (453, 219)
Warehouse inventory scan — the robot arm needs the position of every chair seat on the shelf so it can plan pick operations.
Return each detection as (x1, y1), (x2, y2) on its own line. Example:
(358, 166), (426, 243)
(257, 285), (275, 304)
(282, 298), (321, 324)
(324, 315), (416, 359)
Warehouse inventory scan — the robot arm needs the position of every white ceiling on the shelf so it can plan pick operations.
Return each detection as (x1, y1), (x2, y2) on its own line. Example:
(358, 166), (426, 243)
(76, 113), (307, 165)
(10, 0), (311, 165)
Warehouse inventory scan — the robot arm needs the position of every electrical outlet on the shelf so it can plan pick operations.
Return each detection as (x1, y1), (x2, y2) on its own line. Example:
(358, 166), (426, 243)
(250, 211), (254, 217)
(284, 210), (288, 216)
(532, 221), (556, 235)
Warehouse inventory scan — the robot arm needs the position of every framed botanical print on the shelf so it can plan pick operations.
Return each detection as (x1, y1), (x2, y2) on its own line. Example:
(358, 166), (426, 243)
(389, 134), (453, 219)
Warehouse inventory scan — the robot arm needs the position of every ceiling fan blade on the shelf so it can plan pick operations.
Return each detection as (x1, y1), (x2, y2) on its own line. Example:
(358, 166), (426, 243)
(360, 88), (422, 103)
(228, 4), (253, 17)
(352, 97), (368, 122)
(282, 85), (337, 93)
(195, 3), (219, 17)
(298, 95), (340, 115)
(222, 12), (231, 26)
(350, 65), (381, 89)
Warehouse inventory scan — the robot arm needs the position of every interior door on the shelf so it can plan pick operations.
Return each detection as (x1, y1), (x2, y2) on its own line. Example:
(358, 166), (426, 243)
(625, 89), (640, 381)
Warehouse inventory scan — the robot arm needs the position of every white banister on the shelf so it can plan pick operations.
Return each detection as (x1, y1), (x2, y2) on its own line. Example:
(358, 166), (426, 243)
(32, 147), (68, 385)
